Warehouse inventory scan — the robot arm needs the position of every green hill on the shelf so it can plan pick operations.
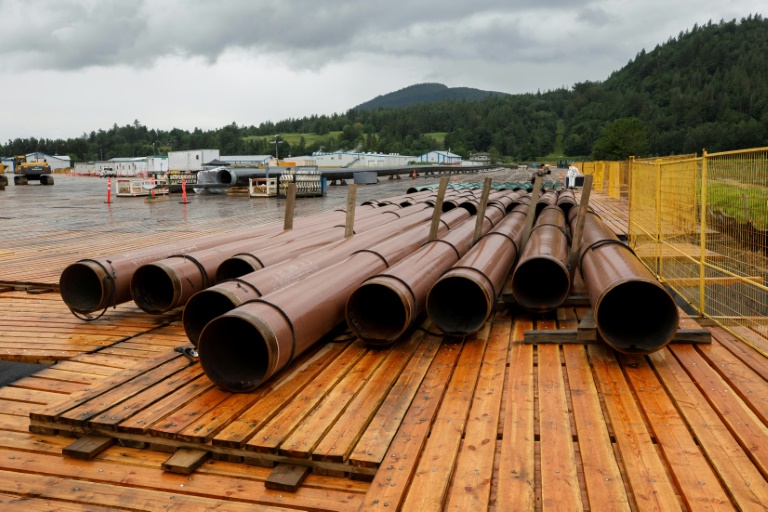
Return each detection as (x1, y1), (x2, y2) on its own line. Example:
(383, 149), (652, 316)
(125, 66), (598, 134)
(355, 83), (509, 110)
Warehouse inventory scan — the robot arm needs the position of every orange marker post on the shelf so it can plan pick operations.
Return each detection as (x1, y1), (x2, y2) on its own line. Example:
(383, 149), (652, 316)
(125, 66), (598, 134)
(105, 178), (112, 204)
(180, 178), (189, 204)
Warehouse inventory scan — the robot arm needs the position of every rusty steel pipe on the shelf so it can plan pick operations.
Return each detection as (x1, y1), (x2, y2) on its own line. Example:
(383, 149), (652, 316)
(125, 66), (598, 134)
(570, 209), (679, 354)
(556, 189), (577, 216)
(130, 203), (418, 314)
(535, 190), (558, 216)
(59, 207), (355, 315)
(215, 202), (431, 281)
(426, 204), (529, 335)
(345, 206), (506, 346)
(196, 209), (472, 392)
(183, 207), (471, 346)
(510, 205), (571, 313)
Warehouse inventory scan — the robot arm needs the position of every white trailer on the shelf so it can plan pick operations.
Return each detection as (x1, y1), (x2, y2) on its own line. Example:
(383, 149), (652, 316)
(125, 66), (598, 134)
(168, 150), (220, 172)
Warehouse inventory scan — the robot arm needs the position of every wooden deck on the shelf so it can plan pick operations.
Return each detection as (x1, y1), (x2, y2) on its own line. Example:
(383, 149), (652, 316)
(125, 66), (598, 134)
(1, 176), (767, 511)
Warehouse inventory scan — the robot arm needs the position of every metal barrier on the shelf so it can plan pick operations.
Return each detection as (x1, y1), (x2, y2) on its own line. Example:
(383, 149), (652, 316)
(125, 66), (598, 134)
(627, 147), (768, 356)
(248, 177), (280, 197)
(115, 179), (169, 197)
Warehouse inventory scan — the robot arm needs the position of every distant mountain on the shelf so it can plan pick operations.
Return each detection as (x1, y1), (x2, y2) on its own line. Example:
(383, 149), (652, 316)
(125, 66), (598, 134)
(355, 83), (509, 110)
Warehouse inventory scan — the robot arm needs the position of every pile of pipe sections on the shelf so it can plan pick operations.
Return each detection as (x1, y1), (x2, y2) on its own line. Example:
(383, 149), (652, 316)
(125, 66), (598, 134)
(58, 181), (679, 394)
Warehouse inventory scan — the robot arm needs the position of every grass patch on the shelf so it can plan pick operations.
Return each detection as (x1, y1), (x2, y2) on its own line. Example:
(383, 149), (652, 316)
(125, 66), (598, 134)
(423, 132), (447, 146)
(707, 180), (768, 230)
(242, 132), (343, 146)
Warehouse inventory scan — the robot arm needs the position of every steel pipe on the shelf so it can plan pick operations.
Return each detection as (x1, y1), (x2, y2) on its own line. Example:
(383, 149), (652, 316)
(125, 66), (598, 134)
(556, 189), (577, 216)
(215, 202), (431, 281)
(570, 209), (679, 354)
(510, 205), (570, 312)
(59, 208), (349, 315)
(183, 208), (470, 346)
(130, 203), (417, 314)
(196, 208), (472, 392)
(426, 204), (528, 335)
(345, 206), (506, 345)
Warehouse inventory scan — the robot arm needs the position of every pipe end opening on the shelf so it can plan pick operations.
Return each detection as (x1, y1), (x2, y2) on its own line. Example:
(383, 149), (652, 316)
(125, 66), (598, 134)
(131, 265), (176, 314)
(60, 262), (108, 314)
(216, 258), (259, 282)
(347, 283), (409, 345)
(596, 281), (679, 354)
(427, 275), (489, 335)
(512, 259), (570, 313)
(183, 291), (239, 347)
(199, 315), (270, 393)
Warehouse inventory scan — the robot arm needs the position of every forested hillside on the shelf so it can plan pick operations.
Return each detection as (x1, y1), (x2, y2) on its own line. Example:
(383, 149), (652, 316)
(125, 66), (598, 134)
(354, 83), (509, 110)
(2, 15), (766, 163)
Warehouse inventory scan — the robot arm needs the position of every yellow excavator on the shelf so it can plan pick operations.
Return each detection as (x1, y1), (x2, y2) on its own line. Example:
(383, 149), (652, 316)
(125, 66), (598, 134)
(10, 155), (54, 185)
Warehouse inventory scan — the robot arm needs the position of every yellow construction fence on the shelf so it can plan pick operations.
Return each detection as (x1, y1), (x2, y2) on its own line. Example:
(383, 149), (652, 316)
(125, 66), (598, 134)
(625, 148), (768, 355)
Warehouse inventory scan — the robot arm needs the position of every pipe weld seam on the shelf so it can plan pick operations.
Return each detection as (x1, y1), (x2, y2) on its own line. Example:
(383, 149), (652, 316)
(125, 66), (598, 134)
(421, 238), (462, 260)
(350, 249), (391, 268)
(221, 278), (262, 296)
(529, 223), (570, 242)
(173, 255), (211, 288)
(77, 258), (118, 308)
(239, 298), (297, 369)
(447, 266), (497, 300)
(366, 274), (418, 306)
(578, 239), (637, 276)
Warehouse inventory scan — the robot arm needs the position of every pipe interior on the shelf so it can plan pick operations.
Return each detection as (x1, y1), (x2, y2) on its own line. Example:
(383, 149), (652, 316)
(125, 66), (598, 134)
(131, 265), (175, 313)
(199, 316), (269, 393)
(59, 263), (106, 313)
(512, 259), (570, 312)
(347, 284), (407, 343)
(427, 276), (488, 335)
(183, 291), (238, 347)
(596, 281), (679, 353)
(216, 258), (258, 282)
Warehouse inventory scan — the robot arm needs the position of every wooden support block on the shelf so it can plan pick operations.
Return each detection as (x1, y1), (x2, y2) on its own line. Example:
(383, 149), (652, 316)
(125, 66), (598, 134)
(244, 457), (276, 468)
(161, 448), (211, 475)
(29, 425), (58, 435)
(265, 463), (311, 492)
(149, 443), (177, 454)
(26, 287), (55, 295)
(672, 328), (711, 344)
(577, 310), (596, 341)
(524, 329), (583, 344)
(62, 435), (115, 460)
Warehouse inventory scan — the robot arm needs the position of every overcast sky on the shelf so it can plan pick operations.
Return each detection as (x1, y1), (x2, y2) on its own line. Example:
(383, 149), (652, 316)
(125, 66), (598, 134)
(0, 0), (764, 145)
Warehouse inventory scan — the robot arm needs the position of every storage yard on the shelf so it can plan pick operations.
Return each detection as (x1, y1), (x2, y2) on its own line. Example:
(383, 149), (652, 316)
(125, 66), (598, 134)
(0, 169), (767, 511)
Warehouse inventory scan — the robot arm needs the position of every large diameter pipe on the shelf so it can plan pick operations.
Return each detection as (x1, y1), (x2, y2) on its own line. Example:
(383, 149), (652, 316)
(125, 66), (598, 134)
(197, 210), (470, 392)
(183, 208), (471, 346)
(59, 208), (348, 315)
(510, 205), (571, 313)
(426, 204), (528, 335)
(571, 209), (679, 354)
(129, 203), (417, 314)
(556, 189), (577, 216)
(215, 202), (431, 281)
(345, 206), (506, 345)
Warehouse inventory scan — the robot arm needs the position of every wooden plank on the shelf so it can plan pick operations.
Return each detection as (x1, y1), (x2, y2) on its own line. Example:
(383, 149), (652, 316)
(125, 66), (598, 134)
(213, 341), (351, 448)
(649, 348), (768, 510)
(280, 348), (389, 459)
(619, 353), (734, 511)
(0, 448), (362, 511)
(588, 344), (680, 511)
(29, 349), (181, 422)
(116, 376), (217, 435)
(147, 385), (231, 439)
(58, 357), (191, 426)
(401, 323), (490, 511)
(161, 448), (210, 475)
(496, 316), (535, 510)
(669, 344), (768, 478)
(246, 342), (368, 453)
(563, 344), (629, 511)
(695, 340), (768, 426)
(312, 329), (424, 462)
(525, 328), (710, 345)
(538, 344), (582, 511)
(62, 435), (114, 460)
(577, 309), (596, 341)
(443, 313), (511, 511)
(348, 333), (442, 468)
(0, 493), (118, 512)
(357, 338), (464, 511)
(88, 364), (205, 430)
(710, 327), (768, 382)
(265, 463), (311, 492)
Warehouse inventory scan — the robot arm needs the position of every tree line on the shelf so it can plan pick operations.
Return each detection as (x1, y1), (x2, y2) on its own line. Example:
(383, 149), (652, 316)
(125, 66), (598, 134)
(2, 15), (766, 163)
